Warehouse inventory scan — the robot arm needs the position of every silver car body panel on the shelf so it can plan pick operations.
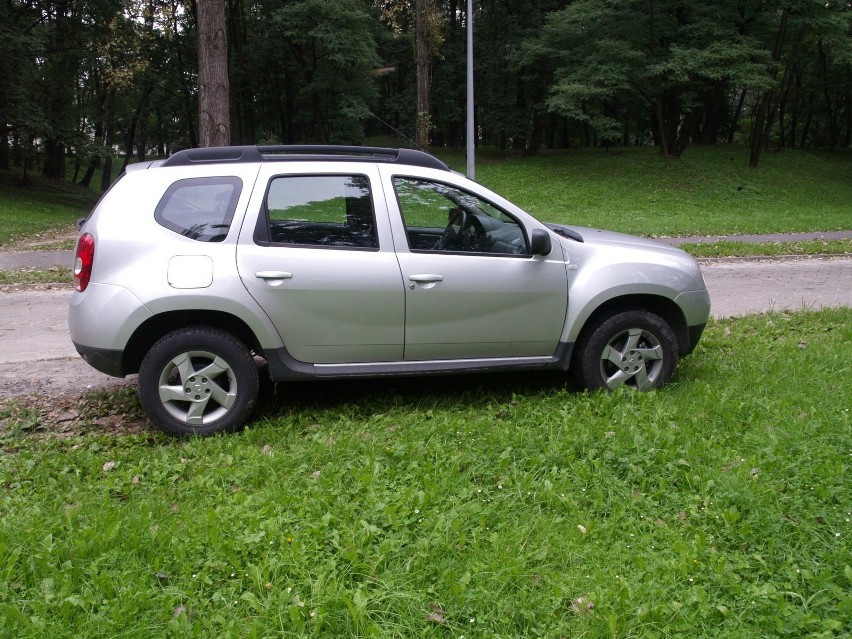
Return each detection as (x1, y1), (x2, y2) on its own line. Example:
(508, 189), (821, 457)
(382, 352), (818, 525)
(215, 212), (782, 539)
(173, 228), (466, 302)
(236, 162), (405, 363)
(377, 165), (570, 360)
(70, 162), (287, 353)
(552, 227), (710, 344)
(68, 282), (154, 350)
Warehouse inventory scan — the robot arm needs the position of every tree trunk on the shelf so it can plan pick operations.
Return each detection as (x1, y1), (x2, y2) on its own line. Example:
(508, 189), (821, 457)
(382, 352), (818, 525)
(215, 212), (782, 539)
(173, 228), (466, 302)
(43, 139), (66, 180)
(750, 9), (789, 168)
(0, 129), (10, 171)
(727, 89), (746, 143)
(799, 90), (814, 148)
(228, 0), (255, 145)
(415, 0), (439, 149)
(80, 155), (100, 188)
(123, 84), (154, 170)
(100, 90), (116, 191)
(699, 81), (726, 144)
(197, 0), (230, 147)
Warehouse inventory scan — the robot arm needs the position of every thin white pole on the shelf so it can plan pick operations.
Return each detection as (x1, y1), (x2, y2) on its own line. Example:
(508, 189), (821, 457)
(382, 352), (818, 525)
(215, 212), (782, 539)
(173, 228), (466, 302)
(466, 0), (475, 180)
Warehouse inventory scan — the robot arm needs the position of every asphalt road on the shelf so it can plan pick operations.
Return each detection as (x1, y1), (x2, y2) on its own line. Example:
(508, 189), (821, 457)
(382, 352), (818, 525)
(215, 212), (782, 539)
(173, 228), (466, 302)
(1, 255), (850, 398)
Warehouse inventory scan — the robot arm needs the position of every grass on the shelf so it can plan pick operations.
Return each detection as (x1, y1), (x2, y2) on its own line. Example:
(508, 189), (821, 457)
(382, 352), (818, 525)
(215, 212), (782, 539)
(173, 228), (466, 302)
(0, 267), (72, 286)
(681, 238), (852, 258)
(1, 308), (849, 638)
(0, 171), (97, 247)
(436, 146), (852, 237)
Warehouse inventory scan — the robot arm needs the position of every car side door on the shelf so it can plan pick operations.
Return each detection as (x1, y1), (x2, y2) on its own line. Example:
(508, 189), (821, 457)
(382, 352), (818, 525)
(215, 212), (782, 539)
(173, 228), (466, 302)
(237, 163), (405, 364)
(381, 168), (569, 361)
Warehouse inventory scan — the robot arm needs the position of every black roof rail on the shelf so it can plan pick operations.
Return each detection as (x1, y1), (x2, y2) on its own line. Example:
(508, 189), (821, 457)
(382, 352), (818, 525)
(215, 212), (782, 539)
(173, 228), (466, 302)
(161, 145), (450, 172)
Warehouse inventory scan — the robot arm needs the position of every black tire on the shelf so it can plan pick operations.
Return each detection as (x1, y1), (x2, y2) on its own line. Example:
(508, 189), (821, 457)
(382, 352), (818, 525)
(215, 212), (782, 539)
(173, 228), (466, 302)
(138, 327), (259, 436)
(573, 309), (679, 392)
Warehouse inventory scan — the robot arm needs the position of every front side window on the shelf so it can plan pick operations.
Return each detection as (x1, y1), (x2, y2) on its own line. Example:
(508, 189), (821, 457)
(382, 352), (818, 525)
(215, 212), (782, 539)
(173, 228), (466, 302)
(155, 177), (242, 242)
(393, 177), (527, 255)
(257, 175), (378, 249)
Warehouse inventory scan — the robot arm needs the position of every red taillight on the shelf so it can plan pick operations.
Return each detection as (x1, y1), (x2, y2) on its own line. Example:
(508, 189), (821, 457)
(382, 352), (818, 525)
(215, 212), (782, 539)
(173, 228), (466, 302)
(73, 233), (95, 292)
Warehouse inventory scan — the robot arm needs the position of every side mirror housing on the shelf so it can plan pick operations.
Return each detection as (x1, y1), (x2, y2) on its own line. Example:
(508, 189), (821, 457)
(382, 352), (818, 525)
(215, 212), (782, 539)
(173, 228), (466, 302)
(530, 228), (552, 256)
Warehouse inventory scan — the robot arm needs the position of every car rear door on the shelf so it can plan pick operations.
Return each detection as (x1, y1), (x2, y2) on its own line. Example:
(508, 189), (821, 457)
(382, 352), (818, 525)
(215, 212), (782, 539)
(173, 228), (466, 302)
(236, 163), (405, 364)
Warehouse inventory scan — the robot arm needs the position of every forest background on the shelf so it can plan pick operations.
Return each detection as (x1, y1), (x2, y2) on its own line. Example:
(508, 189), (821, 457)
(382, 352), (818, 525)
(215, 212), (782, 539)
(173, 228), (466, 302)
(1, 0), (850, 192)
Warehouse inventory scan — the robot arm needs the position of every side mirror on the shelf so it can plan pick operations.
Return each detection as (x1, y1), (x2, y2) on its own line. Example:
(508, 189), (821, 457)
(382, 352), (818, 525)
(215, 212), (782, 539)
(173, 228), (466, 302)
(530, 228), (552, 256)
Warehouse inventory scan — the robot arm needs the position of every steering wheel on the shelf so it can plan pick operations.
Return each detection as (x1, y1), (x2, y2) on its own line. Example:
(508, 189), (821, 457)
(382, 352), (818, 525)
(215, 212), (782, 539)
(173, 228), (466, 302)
(439, 208), (468, 250)
(461, 216), (487, 251)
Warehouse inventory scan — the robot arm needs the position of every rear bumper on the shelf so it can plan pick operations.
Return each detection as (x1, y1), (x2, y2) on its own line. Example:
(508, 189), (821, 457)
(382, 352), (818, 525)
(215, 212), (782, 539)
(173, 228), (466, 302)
(73, 342), (125, 377)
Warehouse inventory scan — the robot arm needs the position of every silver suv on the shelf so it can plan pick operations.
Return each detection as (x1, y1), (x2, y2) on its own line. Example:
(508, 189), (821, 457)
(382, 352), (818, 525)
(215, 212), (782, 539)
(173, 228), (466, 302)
(69, 146), (710, 436)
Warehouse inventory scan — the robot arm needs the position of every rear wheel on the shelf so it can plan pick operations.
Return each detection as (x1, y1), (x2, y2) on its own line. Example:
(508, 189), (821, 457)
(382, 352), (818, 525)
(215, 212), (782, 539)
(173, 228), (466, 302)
(138, 327), (259, 436)
(574, 309), (678, 391)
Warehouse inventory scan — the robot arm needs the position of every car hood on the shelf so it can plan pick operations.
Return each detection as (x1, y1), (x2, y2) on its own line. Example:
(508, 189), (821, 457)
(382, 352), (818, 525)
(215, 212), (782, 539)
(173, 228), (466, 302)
(547, 223), (684, 255)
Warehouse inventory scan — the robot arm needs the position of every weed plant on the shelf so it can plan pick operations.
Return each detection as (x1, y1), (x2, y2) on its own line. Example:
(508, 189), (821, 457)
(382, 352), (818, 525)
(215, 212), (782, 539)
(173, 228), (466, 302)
(1, 309), (850, 637)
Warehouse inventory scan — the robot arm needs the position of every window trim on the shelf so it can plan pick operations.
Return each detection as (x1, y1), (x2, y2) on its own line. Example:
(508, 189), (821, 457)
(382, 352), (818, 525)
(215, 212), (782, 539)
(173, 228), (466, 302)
(254, 172), (380, 251)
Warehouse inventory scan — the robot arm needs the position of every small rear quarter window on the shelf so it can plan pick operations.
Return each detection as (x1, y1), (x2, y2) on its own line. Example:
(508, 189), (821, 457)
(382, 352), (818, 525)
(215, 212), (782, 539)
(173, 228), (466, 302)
(155, 176), (243, 242)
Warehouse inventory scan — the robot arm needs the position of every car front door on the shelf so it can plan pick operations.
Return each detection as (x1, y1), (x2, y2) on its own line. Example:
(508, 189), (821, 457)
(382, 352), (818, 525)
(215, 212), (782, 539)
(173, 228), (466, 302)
(237, 164), (405, 364)
(383, 171), (569, 361)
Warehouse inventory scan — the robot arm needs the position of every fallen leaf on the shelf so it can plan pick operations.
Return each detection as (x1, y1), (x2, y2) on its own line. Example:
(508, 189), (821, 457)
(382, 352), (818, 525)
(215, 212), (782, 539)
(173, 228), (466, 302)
(426, 604), (446, 624)
(571, 595), (595, 616)
(102, 461), (116, 471)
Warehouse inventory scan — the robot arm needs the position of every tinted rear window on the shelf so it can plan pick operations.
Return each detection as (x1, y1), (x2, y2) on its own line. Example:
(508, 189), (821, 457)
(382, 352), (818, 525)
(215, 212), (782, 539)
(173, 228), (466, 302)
(155, 177), (242, 242)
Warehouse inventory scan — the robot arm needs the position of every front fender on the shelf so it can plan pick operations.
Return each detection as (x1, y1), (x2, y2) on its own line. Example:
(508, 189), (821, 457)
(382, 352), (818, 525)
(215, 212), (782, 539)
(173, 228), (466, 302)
(562, 260), (707, 344)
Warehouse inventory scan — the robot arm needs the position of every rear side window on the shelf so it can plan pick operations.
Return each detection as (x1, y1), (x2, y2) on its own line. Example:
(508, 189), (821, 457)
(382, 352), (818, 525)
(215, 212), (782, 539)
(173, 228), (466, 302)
(155, 177), (242, 242)
(255, 175), (378, 249)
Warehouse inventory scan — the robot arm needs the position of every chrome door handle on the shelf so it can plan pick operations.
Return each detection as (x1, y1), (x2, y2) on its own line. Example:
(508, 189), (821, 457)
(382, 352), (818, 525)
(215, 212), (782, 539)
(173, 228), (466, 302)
(408, 274), (443, 283)
(255, 271), (293, 280)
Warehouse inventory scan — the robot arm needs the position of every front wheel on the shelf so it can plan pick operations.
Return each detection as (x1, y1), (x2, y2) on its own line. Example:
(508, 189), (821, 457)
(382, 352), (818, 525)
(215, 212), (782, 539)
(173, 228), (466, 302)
(138, 327), (259, 436)
(573, 310), (679, 391)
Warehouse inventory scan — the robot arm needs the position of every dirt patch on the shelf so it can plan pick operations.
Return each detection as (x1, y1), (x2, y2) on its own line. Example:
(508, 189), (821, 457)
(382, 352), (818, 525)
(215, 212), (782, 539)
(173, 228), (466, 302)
(0, 383), (150, 440)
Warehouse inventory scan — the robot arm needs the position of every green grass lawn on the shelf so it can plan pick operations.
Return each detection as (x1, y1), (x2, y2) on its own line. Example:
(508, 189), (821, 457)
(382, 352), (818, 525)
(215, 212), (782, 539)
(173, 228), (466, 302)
(681, 238), (852, 258)
(437, 146), (852, 237)
(1, 309), (849, 638)
(0, 172), (98, 247)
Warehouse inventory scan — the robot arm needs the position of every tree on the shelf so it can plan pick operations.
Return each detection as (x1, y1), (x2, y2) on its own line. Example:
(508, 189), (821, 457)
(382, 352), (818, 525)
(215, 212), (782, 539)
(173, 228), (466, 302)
(524, 0), (772, 157)
(197, 0), (229, 147)
(262, 0), (381, 144)
(0, 0), (47, 173)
